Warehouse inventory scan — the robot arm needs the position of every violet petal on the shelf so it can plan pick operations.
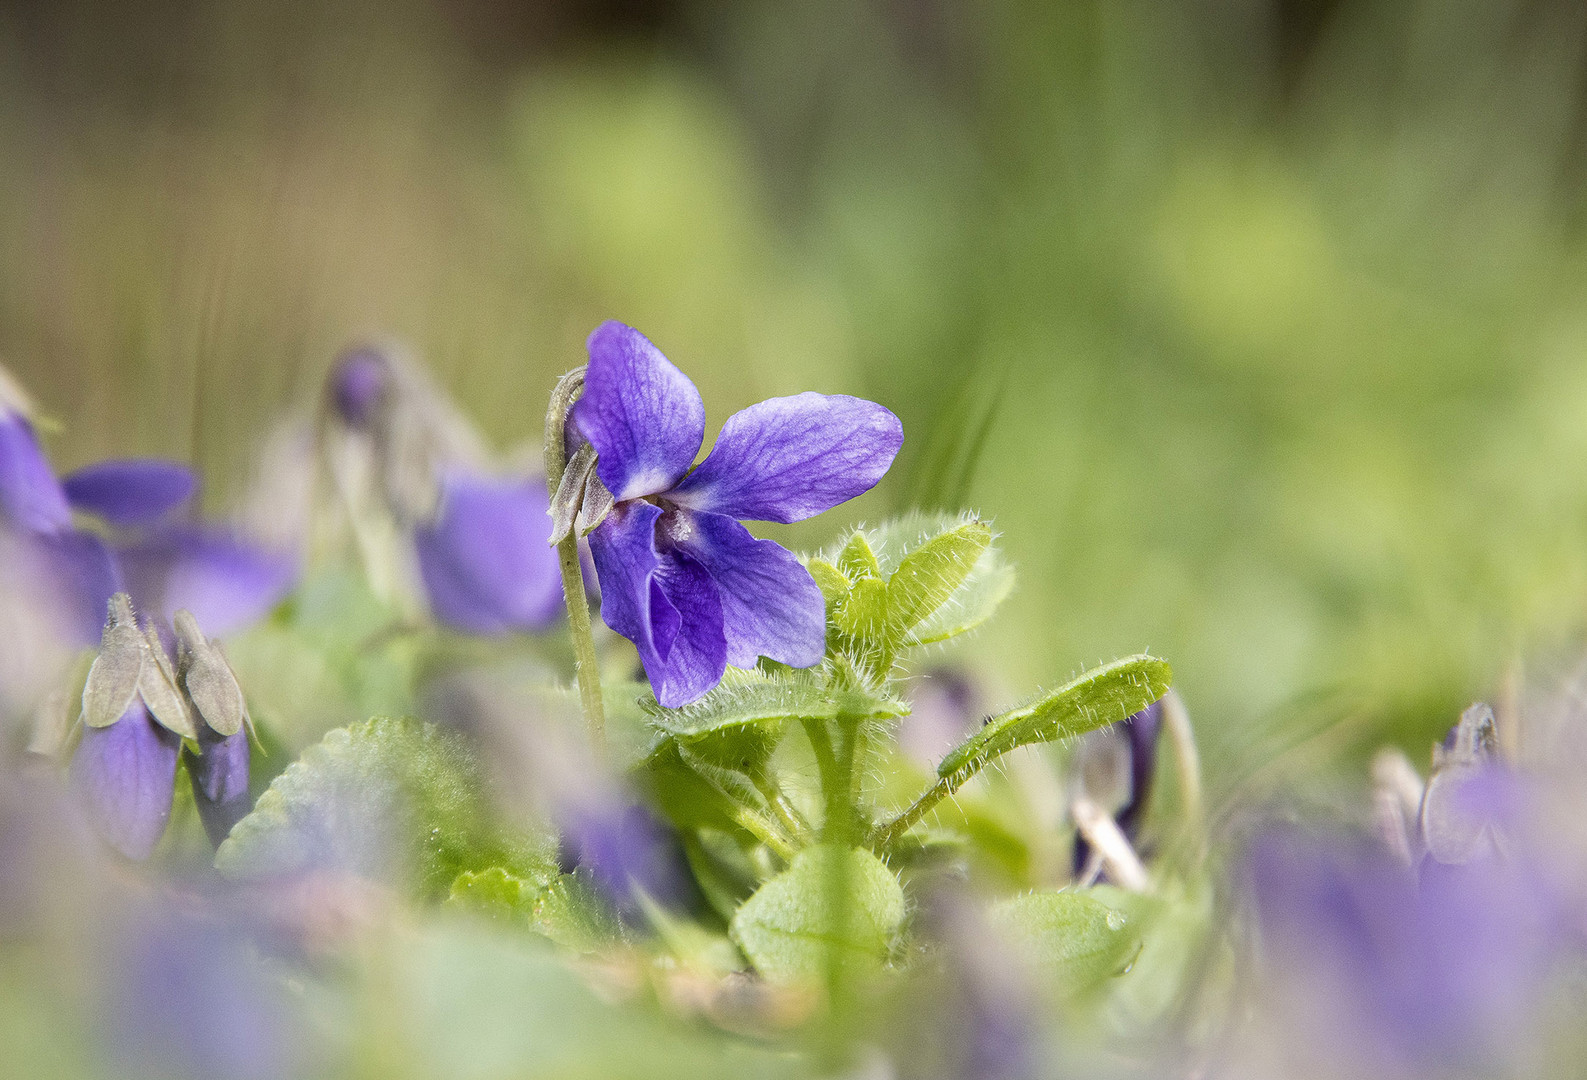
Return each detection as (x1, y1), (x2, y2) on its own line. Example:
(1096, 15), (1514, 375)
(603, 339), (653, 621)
(669, 392), (903, 523)
(187, 730), (252, 848)
(412, 469), (564, 634)
(118, 528), (296, 637)
(70, 702), (179, 860)
(663, 509), (825, 669)
(588, 500), (667, 659)
(0, 412), (71, 534)
(644, 554), (726, 707)
(570, 322), (704, 502)
(61, 459), (196, 527)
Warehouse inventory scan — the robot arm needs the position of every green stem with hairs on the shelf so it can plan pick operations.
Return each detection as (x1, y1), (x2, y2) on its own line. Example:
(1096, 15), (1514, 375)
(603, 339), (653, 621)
(544, 368), (605, 750)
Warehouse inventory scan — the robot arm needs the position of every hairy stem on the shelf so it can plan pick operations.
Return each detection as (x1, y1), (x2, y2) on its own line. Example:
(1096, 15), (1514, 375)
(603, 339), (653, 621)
(544, 368), (605, 750)
(748, 764), (812, 844)
(867, 774), (957, 853)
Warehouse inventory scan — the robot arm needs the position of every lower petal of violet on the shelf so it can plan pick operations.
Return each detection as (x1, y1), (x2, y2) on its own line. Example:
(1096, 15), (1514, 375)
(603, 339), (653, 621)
(70, 702), (180, 861)
(118, 528), (296, 637)
(662, 508), (825, 670)
(642, 555), (726, 708)
(412, 470), (564, 634)
(187, 729), (252, 848)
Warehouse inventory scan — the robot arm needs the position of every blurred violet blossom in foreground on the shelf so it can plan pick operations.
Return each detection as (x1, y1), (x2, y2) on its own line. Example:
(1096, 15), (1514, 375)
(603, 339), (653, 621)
(1241, 703), (1583, 1078)
(272, 343), (563, 634)
(0, 367), (292, 859)
(567, 321), (903, 705)
(100, 901), (314, 1080)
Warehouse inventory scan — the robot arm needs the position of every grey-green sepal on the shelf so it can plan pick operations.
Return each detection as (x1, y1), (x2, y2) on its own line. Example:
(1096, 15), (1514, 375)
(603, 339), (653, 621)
(81, 593), (146, 728)
(937, 654), (1172, 782)
(138, 621), (199, 740)
(547, 443), (615, 546)
(174, 609), (248, 738)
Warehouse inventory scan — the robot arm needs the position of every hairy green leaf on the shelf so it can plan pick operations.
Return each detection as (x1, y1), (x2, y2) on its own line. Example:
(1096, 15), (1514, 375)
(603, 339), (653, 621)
(216, 716), (556, 899)
(885, 520), (990, 638)
(643, 667), (907, 739)
(938, 655), (1172, 781)
(729, 845), (905, 982)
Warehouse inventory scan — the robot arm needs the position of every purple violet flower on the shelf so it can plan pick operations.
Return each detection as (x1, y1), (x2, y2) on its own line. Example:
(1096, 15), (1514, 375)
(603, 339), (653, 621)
(0, 384), (290, 857)
(568, 321), (903, 706)
(324, 345), (563, 635)
(70, 701), (182, 861)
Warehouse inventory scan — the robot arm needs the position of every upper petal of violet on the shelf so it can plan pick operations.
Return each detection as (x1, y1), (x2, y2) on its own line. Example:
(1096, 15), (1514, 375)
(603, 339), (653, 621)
(70, 701), (180, 860)
(0, 411), (71, 534)
(668, 392), (902, 523)
(413, 469), (564, 634)
(570, 321), (705, 502)
(662, 509), (825, 669)
(61, 459), (196, 528)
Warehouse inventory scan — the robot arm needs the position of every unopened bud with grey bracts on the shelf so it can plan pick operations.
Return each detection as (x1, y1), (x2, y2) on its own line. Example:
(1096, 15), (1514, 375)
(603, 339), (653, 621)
(72, 594), (185, 859)
(1071, 699), (1163, 886)
(1420, 702), (1502, 865)
(72, 597), (258, 855)
(173, 608), (255, 846)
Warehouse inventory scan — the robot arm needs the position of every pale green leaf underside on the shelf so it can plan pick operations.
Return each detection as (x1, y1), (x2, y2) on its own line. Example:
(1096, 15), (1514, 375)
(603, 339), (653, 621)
(729, 844), (906, 982)
(643, 667), (906, 739)
(991, 888), (1141, 991)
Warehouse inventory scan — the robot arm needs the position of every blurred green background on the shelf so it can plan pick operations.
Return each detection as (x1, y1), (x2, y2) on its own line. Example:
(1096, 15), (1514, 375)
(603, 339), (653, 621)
(4, 0), (1587, 792)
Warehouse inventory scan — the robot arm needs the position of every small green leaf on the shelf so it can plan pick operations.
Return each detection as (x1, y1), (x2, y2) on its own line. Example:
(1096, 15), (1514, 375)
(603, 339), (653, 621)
(908, 541), (1014, 646)
(990, 889), (1141, 992)
(81, 594), (144, 729)
(216, 716), (556, 899)
(938, 655), (1172, 781)
(836, 531), (881, 581)
(729, 844), (905, 982)
(885, 520), (990, 635)
(806, 559), (850, 606)
(820, 513), (1013, 650)
(834, 577), (890, 644)
(532, 874), (623, 952)
(448, 867), (537, 923)
(447, 869), (620, 953)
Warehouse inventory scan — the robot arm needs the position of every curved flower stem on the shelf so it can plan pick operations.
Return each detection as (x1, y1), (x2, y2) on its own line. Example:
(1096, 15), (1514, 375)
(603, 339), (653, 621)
(544, 368), (605, 750)
(867, 774), (956, 853)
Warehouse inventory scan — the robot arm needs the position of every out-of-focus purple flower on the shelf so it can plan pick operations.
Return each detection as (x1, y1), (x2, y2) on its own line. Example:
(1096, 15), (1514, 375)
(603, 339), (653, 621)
(190, 728), (253, 849)
(330, 345), (390, 428)
(61, 459), (196, 527)
(70, 702), (182, 861)
(413, 470), (564, 634)
(558, 800), (699, 920)
(0, 373), (286, 857)
(569, 321), (902, 706)
(898, 669), (981, 770)
(1072, 700), (1163, 877)
(1247, 820), (1568, 1075)
(322, 344), (564, 636)
(118, 527), (295, 638)
(102, 905), (307, 1080)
